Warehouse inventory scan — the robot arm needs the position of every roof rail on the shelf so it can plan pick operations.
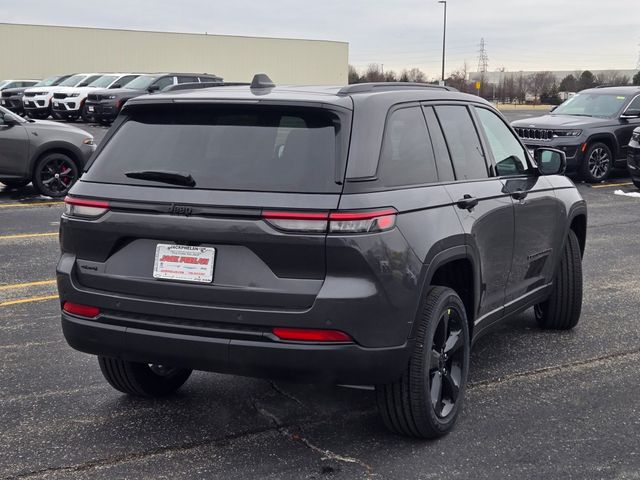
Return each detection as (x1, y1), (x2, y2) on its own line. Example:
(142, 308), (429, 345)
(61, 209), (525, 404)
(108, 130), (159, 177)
(337, 82), (457, 95)
(163, 81), (249, 92)
(250, 73), (275, 89)
(594, 84), (638, 88)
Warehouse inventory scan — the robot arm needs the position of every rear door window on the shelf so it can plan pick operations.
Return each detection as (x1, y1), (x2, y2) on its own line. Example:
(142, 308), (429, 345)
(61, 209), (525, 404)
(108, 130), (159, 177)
(377, 106), (437, 187)
(434, 105), (488, 180)
(153, 76), (175, 90)
(84, 105), (347, 193)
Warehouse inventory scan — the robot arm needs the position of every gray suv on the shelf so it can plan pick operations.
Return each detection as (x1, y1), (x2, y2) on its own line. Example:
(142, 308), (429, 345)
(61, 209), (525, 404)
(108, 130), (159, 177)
(0, 106), (95, 196)
(57, 79), (587, 438)
(512, 86), (640, 182)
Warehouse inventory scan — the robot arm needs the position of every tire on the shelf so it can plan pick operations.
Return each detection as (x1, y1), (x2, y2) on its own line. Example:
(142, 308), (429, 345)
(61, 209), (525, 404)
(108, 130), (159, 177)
(580, 142), (612, 183)
(81, 105), (94, 123)
(376, 286), (470, 438)
(51, 111), (63, 120)
(633, 179), (640, 190)
(1, 179), (30, 188)
(32, 152), (79, 198)
(535, 229), (583, 330)
(98, 356), (192, 397)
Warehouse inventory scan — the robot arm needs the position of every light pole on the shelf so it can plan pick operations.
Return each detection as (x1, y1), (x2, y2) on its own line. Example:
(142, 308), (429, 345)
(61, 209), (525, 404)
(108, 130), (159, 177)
(438, 0), (447, 85)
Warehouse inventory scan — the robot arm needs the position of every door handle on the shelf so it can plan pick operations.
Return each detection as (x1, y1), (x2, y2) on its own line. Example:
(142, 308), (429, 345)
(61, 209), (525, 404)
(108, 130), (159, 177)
(511, 189), (528, 201)
(456, 194), (478, 211)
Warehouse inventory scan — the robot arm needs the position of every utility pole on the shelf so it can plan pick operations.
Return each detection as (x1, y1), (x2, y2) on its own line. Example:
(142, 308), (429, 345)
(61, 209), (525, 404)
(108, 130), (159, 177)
(477, 38), (489, 97)
(438, 1), (447, 85)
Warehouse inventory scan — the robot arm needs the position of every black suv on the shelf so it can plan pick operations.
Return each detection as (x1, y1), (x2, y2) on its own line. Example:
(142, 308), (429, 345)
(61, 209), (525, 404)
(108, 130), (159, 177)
(512, 86), (640, 183)
(57, 79), (587, 438)
(628, 127), (640, 188)
(84, 73), (222, 124)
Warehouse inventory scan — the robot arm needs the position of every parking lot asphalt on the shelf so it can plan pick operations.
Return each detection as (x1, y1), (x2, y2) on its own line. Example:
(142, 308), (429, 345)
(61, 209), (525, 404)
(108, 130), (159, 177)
(1, 111), (639, 479)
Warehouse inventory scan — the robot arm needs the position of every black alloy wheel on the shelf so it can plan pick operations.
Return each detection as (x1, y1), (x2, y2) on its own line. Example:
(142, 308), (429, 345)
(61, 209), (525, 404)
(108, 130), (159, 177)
(377, 286), (470, 438)
(33, 153), (78, 198)
(581, 142), (612, 182)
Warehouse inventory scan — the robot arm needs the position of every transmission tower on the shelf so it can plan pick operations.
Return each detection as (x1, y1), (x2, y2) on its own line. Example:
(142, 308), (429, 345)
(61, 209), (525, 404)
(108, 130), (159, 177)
(477, 38), (489, 96)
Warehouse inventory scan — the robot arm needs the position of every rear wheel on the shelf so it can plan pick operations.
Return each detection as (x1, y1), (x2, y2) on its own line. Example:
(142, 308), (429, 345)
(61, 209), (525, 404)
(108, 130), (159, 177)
(376, 286), (470, 438)
(98, 356), (192, 397)
(580, 142), (612, 183)
(32, 152), (79, 198)
(535, 229), (583, 330)
(1, 179), (30, 188)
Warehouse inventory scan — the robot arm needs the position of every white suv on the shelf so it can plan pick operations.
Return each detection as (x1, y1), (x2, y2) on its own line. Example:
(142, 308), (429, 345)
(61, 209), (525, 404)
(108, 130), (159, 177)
(23, 73), (102, 120)
(52, 73), (139, 122)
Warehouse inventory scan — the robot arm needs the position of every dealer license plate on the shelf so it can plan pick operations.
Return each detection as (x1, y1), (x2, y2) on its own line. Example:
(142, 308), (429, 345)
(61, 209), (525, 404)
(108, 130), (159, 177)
(153, 244), (215, 283)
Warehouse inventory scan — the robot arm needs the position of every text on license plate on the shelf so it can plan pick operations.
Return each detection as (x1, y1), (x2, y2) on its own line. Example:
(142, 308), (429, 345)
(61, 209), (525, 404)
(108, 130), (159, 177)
(153, 244), (215, 283)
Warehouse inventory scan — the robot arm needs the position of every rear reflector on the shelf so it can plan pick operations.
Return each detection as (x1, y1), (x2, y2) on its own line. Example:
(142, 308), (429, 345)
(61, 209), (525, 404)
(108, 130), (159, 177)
(64, 196), (109, 218)
(63, 302), (100, 318)
(272, 328), (353, 343)
(262, 208), (397, 234)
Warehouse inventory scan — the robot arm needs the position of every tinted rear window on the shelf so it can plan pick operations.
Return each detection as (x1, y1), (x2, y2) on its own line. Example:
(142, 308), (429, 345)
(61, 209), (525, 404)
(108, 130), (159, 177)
(84, 105), (347, 193)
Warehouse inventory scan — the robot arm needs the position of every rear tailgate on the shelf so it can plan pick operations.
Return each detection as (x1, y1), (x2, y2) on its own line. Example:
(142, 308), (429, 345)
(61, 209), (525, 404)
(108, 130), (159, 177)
(61, 102), (350, 311)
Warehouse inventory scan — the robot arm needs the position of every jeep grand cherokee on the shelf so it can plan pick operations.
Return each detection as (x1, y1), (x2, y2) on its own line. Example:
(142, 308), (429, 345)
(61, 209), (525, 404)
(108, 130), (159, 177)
(57, 77), (587, 438)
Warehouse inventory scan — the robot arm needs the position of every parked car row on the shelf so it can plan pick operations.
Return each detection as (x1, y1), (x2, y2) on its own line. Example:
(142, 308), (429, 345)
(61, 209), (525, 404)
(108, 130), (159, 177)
(511, 85), (640, 184)
(2, 72), (222, 124)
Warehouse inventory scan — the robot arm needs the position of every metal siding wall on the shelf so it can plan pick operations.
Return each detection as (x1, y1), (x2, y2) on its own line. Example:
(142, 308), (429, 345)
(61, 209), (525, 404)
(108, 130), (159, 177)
(0, 24), (348, 84)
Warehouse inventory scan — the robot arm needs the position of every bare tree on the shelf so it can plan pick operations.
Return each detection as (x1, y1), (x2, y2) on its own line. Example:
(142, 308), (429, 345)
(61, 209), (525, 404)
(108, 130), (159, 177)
(364, 64), (385, 82)
(384, 70), (398, 82)
(446, 62), (470, 92)
(406, 68), (427, 83)
(527, 71), (555, 104)
(348, 65), (361, 84)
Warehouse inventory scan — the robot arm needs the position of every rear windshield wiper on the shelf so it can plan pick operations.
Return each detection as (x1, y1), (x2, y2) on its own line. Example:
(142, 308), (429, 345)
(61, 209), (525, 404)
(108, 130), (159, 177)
(125, 170), (196, 187)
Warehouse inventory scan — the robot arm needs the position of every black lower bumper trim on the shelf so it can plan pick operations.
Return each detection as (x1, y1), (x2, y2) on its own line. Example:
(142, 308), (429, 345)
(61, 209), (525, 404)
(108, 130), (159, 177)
(62, 314), (413, 385)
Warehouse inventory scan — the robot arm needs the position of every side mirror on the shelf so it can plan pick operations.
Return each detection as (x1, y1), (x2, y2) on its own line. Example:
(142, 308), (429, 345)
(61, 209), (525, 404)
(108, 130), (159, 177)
(620, 110), (640, 120)
(147, 85), (160, 93)
(536, 148), (566, 175)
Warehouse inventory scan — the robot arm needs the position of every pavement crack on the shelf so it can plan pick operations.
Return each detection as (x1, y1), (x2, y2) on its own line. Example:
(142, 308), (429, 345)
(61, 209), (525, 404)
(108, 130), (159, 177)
(469, 348), (640, 390)
(250, 396), (375, 478)
(269, 381), (305, 406)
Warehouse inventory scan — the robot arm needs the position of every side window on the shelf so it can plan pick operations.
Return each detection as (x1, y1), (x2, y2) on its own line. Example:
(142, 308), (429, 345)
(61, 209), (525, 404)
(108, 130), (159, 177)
(625, 95), (640, 114)
(434, 105), (488, 180)
(377, 106), (437, 187)
(423, 106), (455, 182)
(116, 75), (138, 87)
(177, 76), (198, 84)
(475, 108), (530, 176)
(154, 77), (175, 90)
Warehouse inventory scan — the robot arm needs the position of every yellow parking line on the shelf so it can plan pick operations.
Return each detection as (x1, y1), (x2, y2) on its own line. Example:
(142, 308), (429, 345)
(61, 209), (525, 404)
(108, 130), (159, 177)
(0, 232), (57, 240)
(0, 294), (58, 307)
(591, 182), (633, 189)
(0, 201), (64, 209)
(0, 280), (57, 291)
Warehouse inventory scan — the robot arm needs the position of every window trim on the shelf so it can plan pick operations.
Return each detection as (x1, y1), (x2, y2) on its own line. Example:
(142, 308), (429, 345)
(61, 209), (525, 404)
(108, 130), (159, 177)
(471, 105), (535, 178)
(430, 102), (492, 182)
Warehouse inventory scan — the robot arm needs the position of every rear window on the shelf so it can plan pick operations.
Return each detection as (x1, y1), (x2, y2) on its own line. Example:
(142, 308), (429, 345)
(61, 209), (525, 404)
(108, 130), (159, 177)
(84, 105), (348, 193)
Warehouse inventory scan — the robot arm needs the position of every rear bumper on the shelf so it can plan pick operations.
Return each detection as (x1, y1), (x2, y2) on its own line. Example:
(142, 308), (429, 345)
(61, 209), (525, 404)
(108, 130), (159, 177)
(61, 312), (413, 385)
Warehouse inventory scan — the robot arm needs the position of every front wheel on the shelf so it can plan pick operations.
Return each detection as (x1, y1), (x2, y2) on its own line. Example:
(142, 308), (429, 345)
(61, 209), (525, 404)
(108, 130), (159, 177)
(99, 356), (192, 397)
(32, 153), (79, 198)
(376, 286), (470, 438)
(535, 229), (583, 330)
(81, 105), (94, 123)
(580, 143), (612, 183)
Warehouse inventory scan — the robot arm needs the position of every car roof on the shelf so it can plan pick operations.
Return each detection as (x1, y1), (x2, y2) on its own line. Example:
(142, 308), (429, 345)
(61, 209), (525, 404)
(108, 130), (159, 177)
(582, 86), (640, 95)
(125, 83), (488, 111)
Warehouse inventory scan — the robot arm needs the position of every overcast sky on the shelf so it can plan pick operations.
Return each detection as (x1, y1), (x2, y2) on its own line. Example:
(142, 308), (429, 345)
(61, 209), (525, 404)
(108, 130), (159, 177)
(2, 0), (639, 78)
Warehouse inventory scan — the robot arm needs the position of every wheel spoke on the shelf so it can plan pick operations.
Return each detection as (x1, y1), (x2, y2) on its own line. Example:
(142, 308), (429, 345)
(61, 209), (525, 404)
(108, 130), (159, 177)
(444, 329), (463, 355)
(430, 349), (441, 371)
(430, 371), (443, 414)
(42, 177), (55, 185)
(444, 364), (462, 402)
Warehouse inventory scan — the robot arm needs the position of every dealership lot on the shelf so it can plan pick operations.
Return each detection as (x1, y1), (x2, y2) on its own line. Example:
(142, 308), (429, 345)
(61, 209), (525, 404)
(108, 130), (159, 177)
(1, 113), (640, 479)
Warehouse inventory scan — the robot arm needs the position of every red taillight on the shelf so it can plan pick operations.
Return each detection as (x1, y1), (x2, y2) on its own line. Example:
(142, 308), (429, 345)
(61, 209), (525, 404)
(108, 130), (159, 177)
(262, 208), (397, 234)
(272, 328), (353, 343)
(64, 196), (109, 218)
(63, 302), (100, 318)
